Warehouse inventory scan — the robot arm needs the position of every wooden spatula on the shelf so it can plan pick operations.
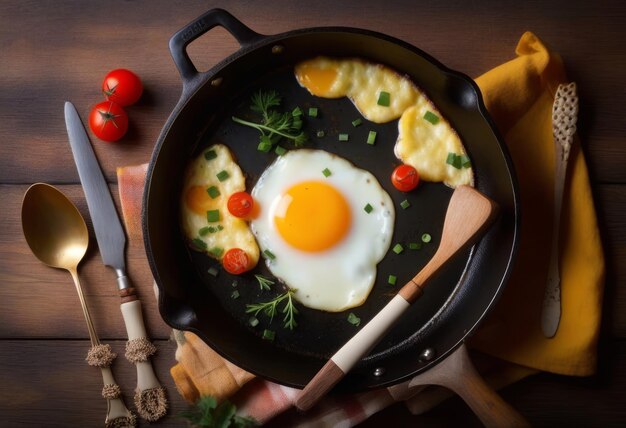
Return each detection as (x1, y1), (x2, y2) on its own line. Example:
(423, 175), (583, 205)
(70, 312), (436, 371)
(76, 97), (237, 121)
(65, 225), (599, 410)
(295, 185), (498, 411)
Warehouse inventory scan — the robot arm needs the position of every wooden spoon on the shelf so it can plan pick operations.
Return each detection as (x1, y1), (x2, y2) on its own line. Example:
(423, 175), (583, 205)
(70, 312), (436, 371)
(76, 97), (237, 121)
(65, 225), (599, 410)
(21, 183), (135, 427)
(295, 185), (498, 411)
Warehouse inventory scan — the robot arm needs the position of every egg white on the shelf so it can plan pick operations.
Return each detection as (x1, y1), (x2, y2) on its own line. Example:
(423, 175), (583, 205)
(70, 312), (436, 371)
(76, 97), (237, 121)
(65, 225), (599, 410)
(250, 149), (394, 312)
(180, 144), (259, 267)
(295, 56), (474, 188)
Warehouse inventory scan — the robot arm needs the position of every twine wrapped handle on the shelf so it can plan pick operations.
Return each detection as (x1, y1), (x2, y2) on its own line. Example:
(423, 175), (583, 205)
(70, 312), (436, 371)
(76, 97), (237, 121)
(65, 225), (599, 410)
(85, 344), (137, 427)
(120, 294), (168, 421)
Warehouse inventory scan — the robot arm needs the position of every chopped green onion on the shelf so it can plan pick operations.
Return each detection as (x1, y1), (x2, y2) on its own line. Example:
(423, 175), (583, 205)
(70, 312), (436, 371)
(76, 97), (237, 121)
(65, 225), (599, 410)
(206, 186), (220, 199)
(262, 329), (275, 341)
(292, 119), (303, 130)
(351, 118), (362, 127)
(274, 146), (287, 156)
(421, 233), (432, 243)
(199, 227), (211, 236)
(207, 266), (219, 277)
(364, 203), (374, 214)
(217, 225), (224, 231)
(446, 152), (462, 169)
(308, 107), (318, 117)
(192, 238), (207, 250)
(347, 312), (361, 327)
(292, 106), (302, 117)
(338, 133), (349, 142)
(216, 170), (230, 181)
(257, 140), (272, 152)
(209, 247), (224, 258)
(377, 91), (391, 106)
(408, 242), (422, 250)
(322, 168), (332, 177)
(388, 274), (397, 286)
(249, 316), (259, 327)
(316, 130), (325, 138)
(204, 149), (217, 160)
(231, 290), (240, 299)
(392, 243), (404, 254)
(263, 249), (276, 260)
(207, 209), (220, 223)
(367, 130), (377, 145)
(423, 110), (440, 125)
(400, 199), (411, 209)
(460, 154), (472, 168)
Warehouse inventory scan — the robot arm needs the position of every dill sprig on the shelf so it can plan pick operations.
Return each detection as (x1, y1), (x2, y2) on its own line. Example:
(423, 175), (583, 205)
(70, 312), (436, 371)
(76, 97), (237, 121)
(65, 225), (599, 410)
(254, 274), (275, 291)
(245, 289), (299, 330)
(232, 90), (308, 149)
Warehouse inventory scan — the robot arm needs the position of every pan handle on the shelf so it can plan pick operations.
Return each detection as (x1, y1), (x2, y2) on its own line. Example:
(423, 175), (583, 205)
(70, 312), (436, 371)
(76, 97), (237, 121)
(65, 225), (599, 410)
(169, 8), (263, 87)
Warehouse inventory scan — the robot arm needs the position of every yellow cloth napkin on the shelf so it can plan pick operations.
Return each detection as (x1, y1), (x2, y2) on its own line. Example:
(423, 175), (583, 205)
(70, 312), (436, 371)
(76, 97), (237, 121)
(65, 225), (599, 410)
(470, 32), (605, 376)
(117, 31), (605, 412)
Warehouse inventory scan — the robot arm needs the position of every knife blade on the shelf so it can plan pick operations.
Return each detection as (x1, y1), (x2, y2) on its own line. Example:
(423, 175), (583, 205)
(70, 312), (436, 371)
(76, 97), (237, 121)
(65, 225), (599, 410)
(65, 101), (166, 421)
(64, 102), (126, 273)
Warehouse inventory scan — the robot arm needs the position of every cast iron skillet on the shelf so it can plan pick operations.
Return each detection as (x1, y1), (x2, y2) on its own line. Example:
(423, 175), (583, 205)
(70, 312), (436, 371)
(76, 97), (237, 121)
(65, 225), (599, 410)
(143, 8), (520, 392)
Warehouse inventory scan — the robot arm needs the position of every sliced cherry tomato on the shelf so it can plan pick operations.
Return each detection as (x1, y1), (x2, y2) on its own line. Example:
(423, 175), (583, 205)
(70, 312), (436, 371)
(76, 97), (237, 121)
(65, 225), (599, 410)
(222, 248), (250, 275)
(102, 69), (143, 106)
(227, 192), (254, 218)
(391, 164), (420, 192)
(88, 101), (128, 142)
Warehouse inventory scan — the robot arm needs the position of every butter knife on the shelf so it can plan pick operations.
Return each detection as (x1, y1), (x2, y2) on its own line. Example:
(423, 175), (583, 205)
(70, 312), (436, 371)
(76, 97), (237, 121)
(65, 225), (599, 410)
(541, 83), (578, 338)
(64, 102), (167, 421)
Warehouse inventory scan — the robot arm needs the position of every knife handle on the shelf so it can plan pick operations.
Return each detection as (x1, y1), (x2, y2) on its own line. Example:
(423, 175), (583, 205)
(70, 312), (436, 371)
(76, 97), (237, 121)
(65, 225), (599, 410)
(120, 299), (161, 391)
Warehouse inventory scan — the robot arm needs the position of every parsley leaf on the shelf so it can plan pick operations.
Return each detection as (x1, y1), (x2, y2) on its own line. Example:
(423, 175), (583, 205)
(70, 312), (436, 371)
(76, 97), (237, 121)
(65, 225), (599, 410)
(232, 90), (308, 149)
(179, 396), (258, 428)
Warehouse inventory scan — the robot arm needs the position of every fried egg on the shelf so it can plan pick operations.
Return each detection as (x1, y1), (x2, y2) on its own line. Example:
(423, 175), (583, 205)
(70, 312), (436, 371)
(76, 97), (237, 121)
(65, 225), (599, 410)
(295, 57), (419, 123)
(295, 56), (473, 187)
(181, 144), (259, 268)
(395, 105), (473, 187)
(250, 149), (394, 312)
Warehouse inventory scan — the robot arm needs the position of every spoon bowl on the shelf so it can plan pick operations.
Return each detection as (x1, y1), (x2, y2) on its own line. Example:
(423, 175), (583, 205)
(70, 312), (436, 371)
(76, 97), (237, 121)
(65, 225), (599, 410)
(22, 183), (88, 269)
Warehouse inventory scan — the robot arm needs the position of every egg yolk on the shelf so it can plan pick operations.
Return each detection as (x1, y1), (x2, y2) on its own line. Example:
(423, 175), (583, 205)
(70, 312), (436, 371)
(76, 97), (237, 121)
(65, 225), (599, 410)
(295, 64), (337, 97)
(274, 181), (351, 252)
(185, 185), (217, 215)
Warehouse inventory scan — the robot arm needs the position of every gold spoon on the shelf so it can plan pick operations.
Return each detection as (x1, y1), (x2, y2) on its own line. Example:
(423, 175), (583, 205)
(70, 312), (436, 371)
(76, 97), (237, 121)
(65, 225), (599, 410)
(22, 183), (135, 428)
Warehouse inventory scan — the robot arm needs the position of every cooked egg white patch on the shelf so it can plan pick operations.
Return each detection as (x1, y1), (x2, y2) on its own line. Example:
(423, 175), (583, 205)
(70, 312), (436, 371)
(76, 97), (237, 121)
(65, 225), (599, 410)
(181, 144), (259, 267)
(295, 56), (473, 188)
(295, 57), (419, 123)
(395, 105), (473, 187)
(250, 149), (394, 312)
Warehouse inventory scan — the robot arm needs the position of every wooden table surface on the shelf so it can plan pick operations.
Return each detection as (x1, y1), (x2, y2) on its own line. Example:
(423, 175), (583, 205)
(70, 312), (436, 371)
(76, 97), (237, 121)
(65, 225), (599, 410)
(2, 0), (625, 426)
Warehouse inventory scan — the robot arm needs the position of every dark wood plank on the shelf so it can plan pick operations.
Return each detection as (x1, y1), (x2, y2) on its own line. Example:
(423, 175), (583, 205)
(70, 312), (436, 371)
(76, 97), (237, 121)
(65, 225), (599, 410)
(0, 0), (624, 184)
(1, 339), (625, 427)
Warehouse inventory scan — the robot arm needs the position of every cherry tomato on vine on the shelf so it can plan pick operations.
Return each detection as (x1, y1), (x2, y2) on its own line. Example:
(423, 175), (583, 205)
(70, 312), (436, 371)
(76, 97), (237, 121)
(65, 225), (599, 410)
(222, 248), (250, 275)
(391, 164), (420, 192)
(102, 69), (143, 106)
(227, 192), (254, 218)
(88, 101), (129, 142)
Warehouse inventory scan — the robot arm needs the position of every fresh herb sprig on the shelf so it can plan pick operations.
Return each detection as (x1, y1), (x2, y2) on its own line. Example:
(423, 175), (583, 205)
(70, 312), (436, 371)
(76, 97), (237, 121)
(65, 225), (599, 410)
(245, 289), (299, 330)
(179, 395), (257, 428)
(232, 90), (307, 150)
(254, 274), (274, 291)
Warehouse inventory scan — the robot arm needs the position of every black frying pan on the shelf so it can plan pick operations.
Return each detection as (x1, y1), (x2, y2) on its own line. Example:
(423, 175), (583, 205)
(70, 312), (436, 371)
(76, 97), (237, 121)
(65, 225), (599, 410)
(143, 8), (519, 392)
